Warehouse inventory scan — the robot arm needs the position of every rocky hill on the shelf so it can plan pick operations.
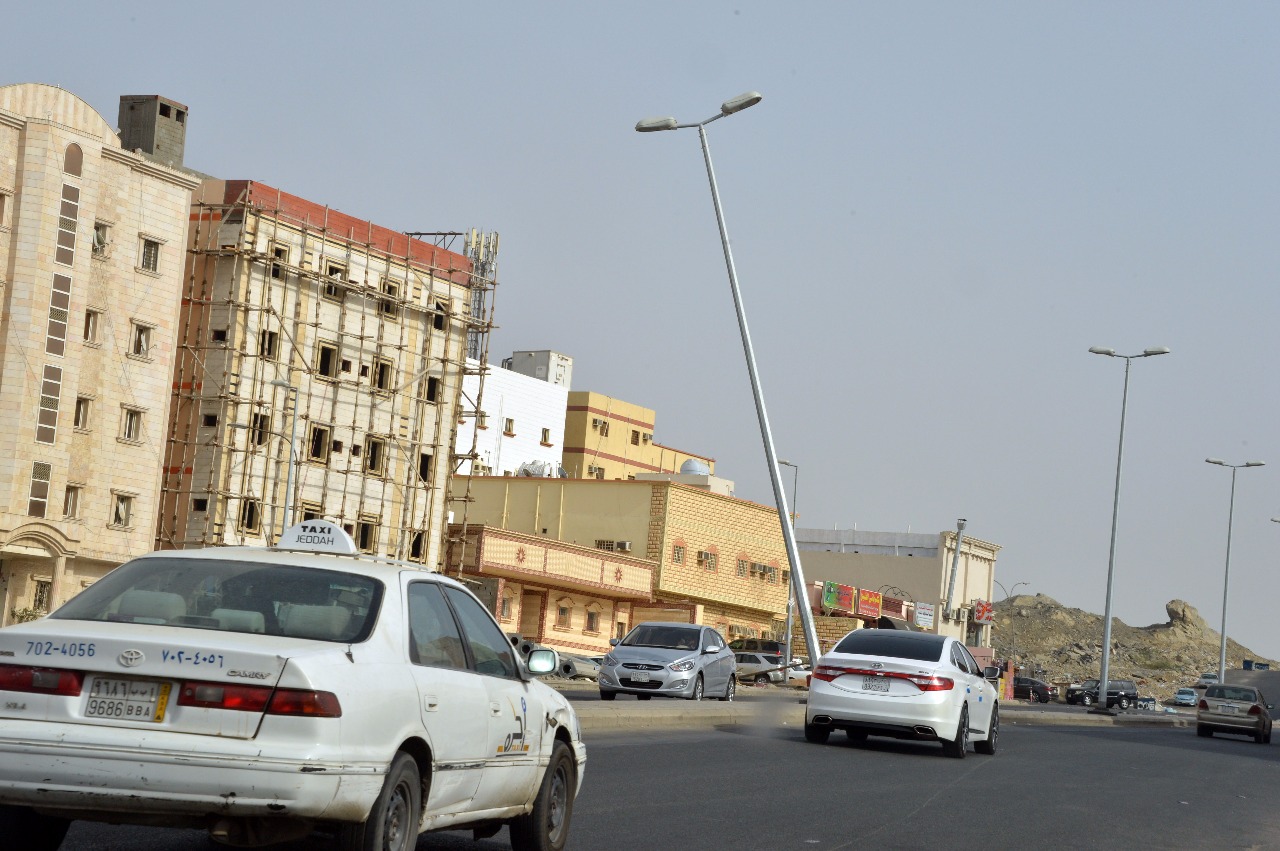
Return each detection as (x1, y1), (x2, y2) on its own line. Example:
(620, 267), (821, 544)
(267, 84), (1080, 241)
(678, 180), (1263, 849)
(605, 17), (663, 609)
(991, 594), (1276, 702)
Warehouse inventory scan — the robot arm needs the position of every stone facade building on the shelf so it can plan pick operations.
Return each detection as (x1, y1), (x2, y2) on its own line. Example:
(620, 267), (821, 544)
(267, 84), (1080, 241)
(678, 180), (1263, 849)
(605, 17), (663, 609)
(0, 84), (197, 624)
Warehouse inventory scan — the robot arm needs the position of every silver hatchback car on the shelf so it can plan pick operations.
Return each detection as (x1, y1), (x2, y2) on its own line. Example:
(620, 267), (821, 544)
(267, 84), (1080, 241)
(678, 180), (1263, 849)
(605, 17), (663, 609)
(598, 622), (736, 701)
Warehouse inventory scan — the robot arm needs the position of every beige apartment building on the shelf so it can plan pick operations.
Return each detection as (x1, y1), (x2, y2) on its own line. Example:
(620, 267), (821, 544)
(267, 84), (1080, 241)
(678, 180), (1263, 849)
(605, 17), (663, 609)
(0, 85), (198, 624)
(157, 178), (495, 571)
(447, 475), (791, 654)
(562, 390), (714, 481)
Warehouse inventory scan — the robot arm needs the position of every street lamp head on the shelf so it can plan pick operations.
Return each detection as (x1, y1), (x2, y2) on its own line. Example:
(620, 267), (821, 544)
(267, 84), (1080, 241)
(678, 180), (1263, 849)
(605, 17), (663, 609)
(1142, 347), (1171, 357)
(778, 459), (795, 467)
(721, 91), (763, 115)
(269, 379), (296, 391)
(635, 117), (678, 132)
(1206, 458), (1226, 466)
(1244, 461), (1266, 468)
(1088, 346), (1116, 357)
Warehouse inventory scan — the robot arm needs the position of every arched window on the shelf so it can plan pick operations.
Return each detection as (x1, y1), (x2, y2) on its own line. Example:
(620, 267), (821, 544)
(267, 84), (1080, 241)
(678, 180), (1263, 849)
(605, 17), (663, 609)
(63, 144), (83, 177)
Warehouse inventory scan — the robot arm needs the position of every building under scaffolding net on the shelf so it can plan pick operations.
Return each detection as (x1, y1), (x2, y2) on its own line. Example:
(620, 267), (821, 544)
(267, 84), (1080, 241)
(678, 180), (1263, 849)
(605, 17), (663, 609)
(157, 179), (496, 571)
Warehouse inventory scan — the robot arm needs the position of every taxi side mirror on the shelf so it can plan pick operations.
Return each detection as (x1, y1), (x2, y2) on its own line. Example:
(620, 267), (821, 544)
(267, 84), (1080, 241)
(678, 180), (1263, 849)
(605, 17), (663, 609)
(527, 648), (559, 675)
(982, 666), (1001, 681)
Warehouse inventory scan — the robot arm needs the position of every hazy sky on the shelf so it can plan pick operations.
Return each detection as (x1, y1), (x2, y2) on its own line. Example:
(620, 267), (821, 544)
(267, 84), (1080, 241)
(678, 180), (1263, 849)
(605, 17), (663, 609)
(12, 2), (1279, 657)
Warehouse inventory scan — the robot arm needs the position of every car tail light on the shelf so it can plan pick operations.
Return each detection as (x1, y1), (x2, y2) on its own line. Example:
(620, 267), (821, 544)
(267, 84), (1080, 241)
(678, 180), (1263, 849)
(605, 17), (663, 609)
(1248, 704), (1263, 716)
(1199, 699), (1208, 710)
(811, 665), (953, 691)
(177, 681), (341, 717)
(0, 664), (84, 696)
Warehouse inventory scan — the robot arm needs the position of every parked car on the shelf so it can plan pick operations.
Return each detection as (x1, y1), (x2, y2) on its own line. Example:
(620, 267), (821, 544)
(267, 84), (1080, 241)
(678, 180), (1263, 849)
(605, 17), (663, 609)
(1013, 676), (1056, 703)
(735, 652), (786, 685)
(598, 622), (736, 701)
(804, 630), (1000, 758)
(1197, 684), (1273, 743)
(785, 663), (812, 688)
(1174, 688), (1199, 707)
(1065, 678), (1140, 709)
(0, 521), (586, 850)
(1196, 672), (1220, 689)
(729, 638), (786, 656)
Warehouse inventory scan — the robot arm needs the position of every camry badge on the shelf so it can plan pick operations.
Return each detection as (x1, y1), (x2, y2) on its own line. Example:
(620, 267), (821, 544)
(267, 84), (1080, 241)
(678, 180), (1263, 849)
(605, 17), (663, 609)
(118, 649), (145, 667)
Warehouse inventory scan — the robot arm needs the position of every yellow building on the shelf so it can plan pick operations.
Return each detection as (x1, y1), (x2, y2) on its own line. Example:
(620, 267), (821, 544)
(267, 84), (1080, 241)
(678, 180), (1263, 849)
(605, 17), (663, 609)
(562, 390), (713, 481)
(446, 476), (790, 653)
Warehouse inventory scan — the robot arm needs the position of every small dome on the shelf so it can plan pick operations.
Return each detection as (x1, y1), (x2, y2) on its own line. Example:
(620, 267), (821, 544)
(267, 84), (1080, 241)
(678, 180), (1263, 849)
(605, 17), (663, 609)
(680, 459), (711, 476)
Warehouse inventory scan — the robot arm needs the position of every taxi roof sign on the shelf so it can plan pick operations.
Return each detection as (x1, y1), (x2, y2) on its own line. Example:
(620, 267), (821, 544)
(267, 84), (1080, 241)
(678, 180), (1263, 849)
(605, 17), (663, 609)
(276, 520), (358, 555)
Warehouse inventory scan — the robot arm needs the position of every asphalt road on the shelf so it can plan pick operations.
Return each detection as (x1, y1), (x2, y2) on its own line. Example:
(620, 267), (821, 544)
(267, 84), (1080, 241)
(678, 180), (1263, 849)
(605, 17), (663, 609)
(61, 719), (1280, 850)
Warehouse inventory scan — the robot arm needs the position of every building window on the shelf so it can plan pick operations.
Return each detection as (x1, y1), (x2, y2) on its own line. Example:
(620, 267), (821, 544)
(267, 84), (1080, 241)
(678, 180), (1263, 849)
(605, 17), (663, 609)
(46, 274), (72, 356)
(63, 143), (83, 176)
(36, 365), (62, 444)
(0, 192), (8, 228)
(209, 328), (227, 343)
(356, 517), (379, 553)
(594, 540), (616, 552)
(258, 329), (279, 360)
(28, 462), (52, 517)
(672, 544), (686, 564)
(499, 595), (513, 620)
(586, 465), (604, 480)
(140, 238), (160, 273)
(33, 579), (52, 613)
(631, 430), (640, 445)
(56, 184), (79, 266)
(586, 609), (600, 634)
(426, 376), (439, 403)
(111, 493), (134, 528)
(300, 502), (323, 522)
(121, 408), (143, 442)
(697, 550), (717, 572)
(503, 418), (515, 436)
(200, 413), (218, 428)
(308, 424), (332, 463)
(418, 452), (433, 483)
(92, 222), (109, 256)
(477, 411), (488, 429)
(63, 484), (82, 519)
(737, 559), (749, 577)
(238, 498), (261, 533)
(555, 603), (571, 629)
(248, 412), (270, 446)
(373, 358), (394, 391)
(130, 322), (153, 358)
(432, 301), (446, 331)
(74, 397), (92, 430)
(83, 309), (100, 343)
(192, 498), (209, 512)
(323, 263), (346, 300)
(379, 281), (399, 317)
(364, 435), (386, 476)
(616, 621), (627, 639)
(317, 342), (339, 379)
(541, 428), (552, 445)
(270, 244), (288, 279)
(409, 530), (426, 561)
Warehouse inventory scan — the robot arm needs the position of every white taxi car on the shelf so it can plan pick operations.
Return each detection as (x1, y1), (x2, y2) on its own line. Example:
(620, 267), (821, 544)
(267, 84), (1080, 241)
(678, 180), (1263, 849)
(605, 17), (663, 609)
(0, 521), (586, 851)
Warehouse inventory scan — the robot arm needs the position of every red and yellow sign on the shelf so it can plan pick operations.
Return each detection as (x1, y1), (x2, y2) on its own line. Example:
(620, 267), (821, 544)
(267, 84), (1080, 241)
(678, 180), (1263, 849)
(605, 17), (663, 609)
(972, 599), (994, 624)
(856, 589), (883, 619)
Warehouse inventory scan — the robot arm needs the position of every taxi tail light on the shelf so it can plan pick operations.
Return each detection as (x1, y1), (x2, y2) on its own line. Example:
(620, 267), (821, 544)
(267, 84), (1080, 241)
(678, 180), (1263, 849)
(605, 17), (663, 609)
(177, 681), (341, 717)
(0, 664), (84, 696)
(1248, 704), (1263, 716)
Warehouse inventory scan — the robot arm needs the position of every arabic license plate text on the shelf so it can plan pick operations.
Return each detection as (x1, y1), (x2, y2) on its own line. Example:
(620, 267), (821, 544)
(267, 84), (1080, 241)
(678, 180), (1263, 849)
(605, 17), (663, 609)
(85, 677), (171, 722)
(862, 676), (890, 692)
(631, 671), (651, 683)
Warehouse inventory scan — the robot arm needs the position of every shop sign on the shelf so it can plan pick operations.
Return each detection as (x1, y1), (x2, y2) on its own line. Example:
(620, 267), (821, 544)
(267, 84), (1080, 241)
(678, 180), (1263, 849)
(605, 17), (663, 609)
(972, 599), (994, 624)
(856, 589), (882, 619)
(822, 581), (855, 612)
(914, 602), (935, 630)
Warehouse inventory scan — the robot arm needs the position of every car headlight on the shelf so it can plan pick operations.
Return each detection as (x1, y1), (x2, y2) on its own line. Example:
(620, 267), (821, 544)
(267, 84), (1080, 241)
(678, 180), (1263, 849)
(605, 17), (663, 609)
(668, 658), (696, 672)
(603, 654), (618, 667)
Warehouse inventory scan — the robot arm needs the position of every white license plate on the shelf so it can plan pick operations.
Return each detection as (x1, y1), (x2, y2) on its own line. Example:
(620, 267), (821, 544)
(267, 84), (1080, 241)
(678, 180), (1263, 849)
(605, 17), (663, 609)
(631, 671), (651, 683)
(85, 677), (172, 722)
(862, 676), (890, 692)
(1219, 704), (1238, 714)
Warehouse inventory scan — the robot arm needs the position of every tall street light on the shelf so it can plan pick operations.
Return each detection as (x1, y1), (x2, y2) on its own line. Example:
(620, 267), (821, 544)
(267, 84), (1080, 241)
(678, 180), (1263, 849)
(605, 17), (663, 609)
(228, 420), (299, 541)
(1088, 345), (1169, 715)
(271, 380), (299, 533)
(778, 459), (800, 664)
(1205, 458), (1266, 682)
(637, 93), (821, 663)
(992, 579), (1028, 675)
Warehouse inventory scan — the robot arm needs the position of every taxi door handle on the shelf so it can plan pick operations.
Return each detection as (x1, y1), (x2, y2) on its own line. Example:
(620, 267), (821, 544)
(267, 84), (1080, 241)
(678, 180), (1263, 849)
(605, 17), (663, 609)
(490, 701), (502, 717)
(423, 695), (439, 712)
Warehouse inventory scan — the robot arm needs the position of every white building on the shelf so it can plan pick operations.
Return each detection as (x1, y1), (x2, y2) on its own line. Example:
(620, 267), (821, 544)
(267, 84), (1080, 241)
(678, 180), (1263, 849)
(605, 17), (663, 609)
(455, 353), (571, 477)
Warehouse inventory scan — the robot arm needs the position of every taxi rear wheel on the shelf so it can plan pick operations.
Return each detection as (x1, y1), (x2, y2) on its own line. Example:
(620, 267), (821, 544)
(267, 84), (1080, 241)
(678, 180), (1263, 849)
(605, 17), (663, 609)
(339, 752), (421, 851)
(510, 740), (575, 851)
(0, 806), (70, 851)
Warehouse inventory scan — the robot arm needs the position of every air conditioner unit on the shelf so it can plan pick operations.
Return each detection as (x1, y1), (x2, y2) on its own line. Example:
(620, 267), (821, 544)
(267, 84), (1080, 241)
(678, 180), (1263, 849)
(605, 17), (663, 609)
(592, 418), (601, 428)
(616, 541), (632, 552)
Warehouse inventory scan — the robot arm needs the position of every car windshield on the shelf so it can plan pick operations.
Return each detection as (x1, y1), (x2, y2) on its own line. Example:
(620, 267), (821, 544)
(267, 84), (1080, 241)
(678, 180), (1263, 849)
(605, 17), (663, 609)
(1206, 686), (1258, 702)
(830, 631), (945, 662)
(49, 556), (382, 643)
(622, 624), (701, 650)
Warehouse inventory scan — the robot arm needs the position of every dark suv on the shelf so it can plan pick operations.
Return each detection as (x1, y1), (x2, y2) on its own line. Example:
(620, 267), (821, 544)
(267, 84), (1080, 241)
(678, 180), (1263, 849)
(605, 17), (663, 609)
(1013, 676), (1057, 703)
(1065, 678), (1140, 709)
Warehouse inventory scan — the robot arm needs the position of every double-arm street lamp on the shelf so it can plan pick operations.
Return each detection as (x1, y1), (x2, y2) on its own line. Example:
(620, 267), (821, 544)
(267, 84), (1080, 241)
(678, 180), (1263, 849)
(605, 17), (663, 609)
(992, 579), (1028, 674)
(1088, 345), (1169, 714)
(636, 93), (821, 663)
(1205, 458), (1266, 682)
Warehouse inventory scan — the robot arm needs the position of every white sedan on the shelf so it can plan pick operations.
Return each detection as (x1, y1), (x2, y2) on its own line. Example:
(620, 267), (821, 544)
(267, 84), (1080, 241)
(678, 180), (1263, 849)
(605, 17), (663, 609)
(804, 630), (999, 758)
(0, 521), (586, 851)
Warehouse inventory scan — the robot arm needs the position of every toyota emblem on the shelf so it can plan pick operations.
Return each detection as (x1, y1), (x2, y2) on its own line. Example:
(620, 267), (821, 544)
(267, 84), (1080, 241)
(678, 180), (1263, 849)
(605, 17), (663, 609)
(118, 649), (145, 667)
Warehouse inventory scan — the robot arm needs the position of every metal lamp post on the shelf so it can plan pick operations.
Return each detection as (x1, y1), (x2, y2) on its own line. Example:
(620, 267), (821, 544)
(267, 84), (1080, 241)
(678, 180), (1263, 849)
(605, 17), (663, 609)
(992, 579), (1028, 675)
(229, 419), (299, 542)
(1088, 345), (1169, 714)
(636, 93), (821, 663)
(778, 460), (800, 664)
(1205, 458), (1266, 682)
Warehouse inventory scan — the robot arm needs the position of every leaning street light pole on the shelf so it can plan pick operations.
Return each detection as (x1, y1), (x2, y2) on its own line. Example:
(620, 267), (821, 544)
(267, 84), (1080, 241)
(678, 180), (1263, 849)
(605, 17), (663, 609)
(778, 460), (800, 664)
(1205, 458), (1266, 683)
(636, 93), (821, 663)
(270, 379), (299, 535)
(1088, 346), (1169, 714)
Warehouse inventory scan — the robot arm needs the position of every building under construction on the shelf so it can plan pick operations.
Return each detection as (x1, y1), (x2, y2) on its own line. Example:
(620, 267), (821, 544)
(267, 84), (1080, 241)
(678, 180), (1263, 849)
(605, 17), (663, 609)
(158, 179), (495, 572)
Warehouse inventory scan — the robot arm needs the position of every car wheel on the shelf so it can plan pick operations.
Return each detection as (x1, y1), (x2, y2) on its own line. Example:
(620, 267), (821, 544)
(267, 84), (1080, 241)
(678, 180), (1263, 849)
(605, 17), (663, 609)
(688, 674), (704, 701)
(1197, 724), (1211, 738)
(804, 721), (830, 744)
(338, 752), (421, 851)
(975, 705), (998, 755)
(942, 705), (968, 759)
(1255, 728), (1267, 744)
(509, 740), (575, 851)
(719, 677), (735, 702)
(1037, 692), (1050, 704)
(637, 694), (652, 701)
(1081, 693), (1094, 707)
(754, 673), (770, 685)
(598, 690), (616, 701)
(0, 806), (71, 851)
(1118, 697), (1131, 710)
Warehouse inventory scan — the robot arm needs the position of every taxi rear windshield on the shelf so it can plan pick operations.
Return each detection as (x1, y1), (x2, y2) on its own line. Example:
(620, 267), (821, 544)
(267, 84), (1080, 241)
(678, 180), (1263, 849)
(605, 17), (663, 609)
(832, 632), (945, 662)
(50, 557), (382, 643)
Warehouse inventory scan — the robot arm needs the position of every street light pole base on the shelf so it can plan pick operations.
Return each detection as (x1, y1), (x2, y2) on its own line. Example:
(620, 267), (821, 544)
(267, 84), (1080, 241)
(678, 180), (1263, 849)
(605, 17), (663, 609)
(1087, 707), (1117, 717)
